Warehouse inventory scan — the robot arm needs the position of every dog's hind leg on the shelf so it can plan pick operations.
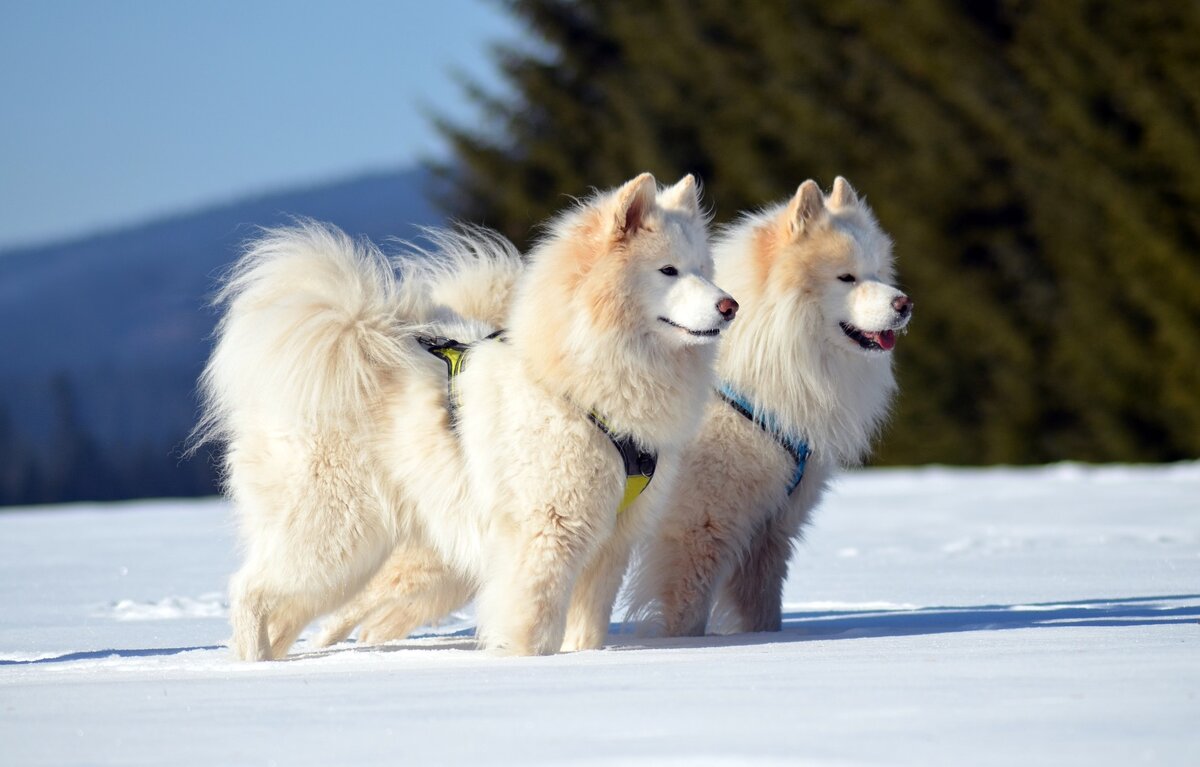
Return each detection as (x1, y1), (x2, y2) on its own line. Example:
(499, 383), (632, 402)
(358, 572), (473, 644)
(230, 567), (326, 661)
(317, 570), (472, 647)
(229, 567), (274, 661)
(267, 599), (317, 658)
(315, 544), (473, 647)
(229, 500), (395, 660)
(313, 572), (391, 648)
(314, 605), (366, 649)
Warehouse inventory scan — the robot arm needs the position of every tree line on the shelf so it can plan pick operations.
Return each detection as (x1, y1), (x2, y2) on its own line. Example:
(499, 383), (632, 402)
(434, 0), (1200, 464)
(0, 375), (218, 506)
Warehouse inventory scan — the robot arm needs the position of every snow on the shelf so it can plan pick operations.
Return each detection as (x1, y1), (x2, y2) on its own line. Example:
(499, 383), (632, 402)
(1, 464), (1197, 766)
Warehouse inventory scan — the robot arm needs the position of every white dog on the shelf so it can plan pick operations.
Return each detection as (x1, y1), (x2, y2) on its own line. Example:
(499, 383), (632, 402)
(193, 173), (737, 659)
(627, 177), (911, 635)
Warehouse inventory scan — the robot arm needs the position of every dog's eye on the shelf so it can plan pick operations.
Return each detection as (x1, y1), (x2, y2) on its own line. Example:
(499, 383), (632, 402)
(659, 266), (679, 276)
(837, 274), (857, 283)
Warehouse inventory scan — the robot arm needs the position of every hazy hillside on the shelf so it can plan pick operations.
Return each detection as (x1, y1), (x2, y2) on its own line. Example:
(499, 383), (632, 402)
(0, 167), (443, 505)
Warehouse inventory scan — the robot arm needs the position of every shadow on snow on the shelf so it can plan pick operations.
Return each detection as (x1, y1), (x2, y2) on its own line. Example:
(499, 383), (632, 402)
(0, 645), (225, 666)
(311, 593), (1200, 656)
(6, 594), (1197, 665)
(607, 593), (1200, 651)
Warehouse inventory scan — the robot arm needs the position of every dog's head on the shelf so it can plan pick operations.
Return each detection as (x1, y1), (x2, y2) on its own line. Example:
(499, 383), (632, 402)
(533, 172), (736, 350)
(733, 177), (910, 356)
(637, 174), (738, 347)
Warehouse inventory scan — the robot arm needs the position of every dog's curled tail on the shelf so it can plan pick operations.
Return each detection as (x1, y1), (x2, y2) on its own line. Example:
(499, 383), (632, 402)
(394, 225), (524, 328)
(191, 221), (413, 450)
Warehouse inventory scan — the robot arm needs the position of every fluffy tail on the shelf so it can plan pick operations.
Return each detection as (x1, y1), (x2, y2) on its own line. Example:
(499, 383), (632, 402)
(191, 221), (414, 450)
(394, 225), (524, 328)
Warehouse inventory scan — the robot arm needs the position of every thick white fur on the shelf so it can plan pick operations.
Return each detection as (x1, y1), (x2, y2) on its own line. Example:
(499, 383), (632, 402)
(314, 176), (733, 652)
(625, 177), (911, 636)
(196, 173), (733, 660)
(389, 225), (525, 329)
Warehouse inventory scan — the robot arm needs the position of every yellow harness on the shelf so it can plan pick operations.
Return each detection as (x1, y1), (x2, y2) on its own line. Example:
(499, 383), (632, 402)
(586, 413), (658, 513)
(416, 334), (656, 513)
(419, 336), (472, 428)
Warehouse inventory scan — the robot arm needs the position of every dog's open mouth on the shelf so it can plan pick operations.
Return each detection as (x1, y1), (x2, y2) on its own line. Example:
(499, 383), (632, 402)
(840, 322), (896, 351)
(659, 317), (721, 337)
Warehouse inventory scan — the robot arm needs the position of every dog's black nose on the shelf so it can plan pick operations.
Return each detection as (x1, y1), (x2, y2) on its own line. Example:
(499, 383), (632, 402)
(718, 297), (739, 321)
(892, 295), (912, 318)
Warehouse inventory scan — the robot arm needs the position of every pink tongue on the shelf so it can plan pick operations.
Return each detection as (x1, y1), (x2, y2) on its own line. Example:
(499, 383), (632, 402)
(876, 329), (896, 350)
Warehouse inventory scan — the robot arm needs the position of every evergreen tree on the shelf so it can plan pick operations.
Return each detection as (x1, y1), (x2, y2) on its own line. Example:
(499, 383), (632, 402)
(435, 0), (1200, 464)
(0, 404), (37, 504)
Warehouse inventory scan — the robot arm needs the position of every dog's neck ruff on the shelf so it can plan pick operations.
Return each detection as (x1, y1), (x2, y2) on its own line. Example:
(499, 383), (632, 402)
(416, 332), (656, 514)
(717, 383), (810, 495)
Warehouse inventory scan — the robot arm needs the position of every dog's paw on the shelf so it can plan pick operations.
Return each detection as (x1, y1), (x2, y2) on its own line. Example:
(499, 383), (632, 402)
(560, 627), (606, 653)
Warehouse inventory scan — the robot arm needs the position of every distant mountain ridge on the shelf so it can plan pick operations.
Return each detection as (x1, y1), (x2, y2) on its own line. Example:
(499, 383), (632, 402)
(0, 167), (444, 505)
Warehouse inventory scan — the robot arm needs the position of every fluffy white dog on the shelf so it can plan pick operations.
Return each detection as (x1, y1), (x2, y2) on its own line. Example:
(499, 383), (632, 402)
(627, 177), (911, 635)
(193, 173), (737, 659)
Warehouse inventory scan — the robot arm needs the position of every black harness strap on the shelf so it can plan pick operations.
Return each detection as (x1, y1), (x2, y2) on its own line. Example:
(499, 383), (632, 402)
(587, 413), (658, 484)
(415, 330), (656, 513)
(416, 330), (504, 427)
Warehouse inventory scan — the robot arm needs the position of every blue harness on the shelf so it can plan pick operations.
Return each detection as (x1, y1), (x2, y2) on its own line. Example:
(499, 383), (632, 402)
(717, 384), (811, 495)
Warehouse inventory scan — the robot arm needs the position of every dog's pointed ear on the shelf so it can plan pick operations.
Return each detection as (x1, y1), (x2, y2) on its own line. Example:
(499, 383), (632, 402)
(613, 172), (658, 235)
(659, 174), (700, 215)
(828, 176), (859, 210)
(787, 179), (827, 236)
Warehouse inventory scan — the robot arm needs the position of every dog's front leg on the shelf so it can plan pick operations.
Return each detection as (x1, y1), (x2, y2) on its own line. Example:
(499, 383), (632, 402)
(474, 504), (598, 656)
(719, 513), (793, 633)
(560, 511), (640, 652)
(719, 458), (832, 633)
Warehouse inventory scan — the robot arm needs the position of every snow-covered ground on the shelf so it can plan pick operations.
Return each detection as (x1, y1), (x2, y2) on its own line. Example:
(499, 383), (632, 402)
(1, 464), (1197, 766)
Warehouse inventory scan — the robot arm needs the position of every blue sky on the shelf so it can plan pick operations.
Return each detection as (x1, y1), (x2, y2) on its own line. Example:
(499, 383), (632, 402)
(0, 0), (520, 250)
